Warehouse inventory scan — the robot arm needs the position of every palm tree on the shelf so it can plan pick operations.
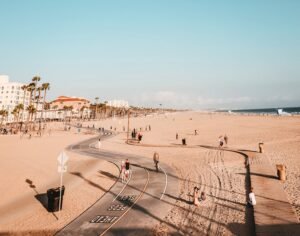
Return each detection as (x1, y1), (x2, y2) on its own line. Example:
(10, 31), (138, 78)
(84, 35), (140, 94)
(80, 106), (87, 120)
(11, 108), (18, 122)
(34, 86), (43, 121)
(26, 105), (36, 123)
(27, 83), (36, 106)
(21, 85), (28, 122)
(13, 104), (24, 123)
(32, 76), (41, 109)
(0, 109), (8, 127)
(41, 83), (50, 120)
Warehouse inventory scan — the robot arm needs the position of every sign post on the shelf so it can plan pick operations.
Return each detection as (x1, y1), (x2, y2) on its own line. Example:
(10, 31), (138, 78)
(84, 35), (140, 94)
(57, 151), (68, 215)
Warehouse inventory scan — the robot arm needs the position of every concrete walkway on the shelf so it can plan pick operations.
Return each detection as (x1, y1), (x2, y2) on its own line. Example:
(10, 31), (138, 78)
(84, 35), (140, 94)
(248, 153), (300, 236)
(55, 131), (179, 236)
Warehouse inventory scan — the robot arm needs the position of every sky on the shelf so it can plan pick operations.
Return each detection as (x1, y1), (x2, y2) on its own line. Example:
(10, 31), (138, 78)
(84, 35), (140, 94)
(0, 0), (299, 109)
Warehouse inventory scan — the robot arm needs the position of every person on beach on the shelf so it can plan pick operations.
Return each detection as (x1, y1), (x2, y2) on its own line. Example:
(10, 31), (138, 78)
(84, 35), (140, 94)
(195, 129), (198, 135)
(193, 187), (200, 206)
(176, 133), (178, 140)
(247, 187), (256, 207)
(201, 192), (206, 201)
(218, 136), (224, 148)
(149, 125), (151, 131)
(98, 138), (102, 149)
(224, 134), (228, 146)
(153, 152), (160, 172)
(121, 161), (126, 183)
(138, 133), (143, 142)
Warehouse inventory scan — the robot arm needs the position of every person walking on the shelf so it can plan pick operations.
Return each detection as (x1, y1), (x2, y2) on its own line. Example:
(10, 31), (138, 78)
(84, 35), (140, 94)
(138, 133), (143, 142)
(125, 159), (130, 181)
(97, 138), (102, 149)
(176, 133), (178, 140)
(247, 187), (256, 207)
(121, 161), (126, 183)
(153, 152), (160, 172)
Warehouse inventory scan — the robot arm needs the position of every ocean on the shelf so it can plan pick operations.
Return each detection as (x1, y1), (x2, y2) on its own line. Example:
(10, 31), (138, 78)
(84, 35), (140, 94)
(225, 107), (300, 115)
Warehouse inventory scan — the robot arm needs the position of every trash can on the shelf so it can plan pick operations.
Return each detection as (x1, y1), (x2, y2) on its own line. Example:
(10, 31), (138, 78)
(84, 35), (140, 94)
(259, 143), (264, 153)
(47, 186), (65, 212)
(182, 138), (186, 145)
(276, 164), (286, 182)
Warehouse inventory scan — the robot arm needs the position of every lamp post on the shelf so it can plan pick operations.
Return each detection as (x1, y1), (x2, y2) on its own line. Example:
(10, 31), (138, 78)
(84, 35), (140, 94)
(95, 97), (99, 120)
(126, 108), (130, 143)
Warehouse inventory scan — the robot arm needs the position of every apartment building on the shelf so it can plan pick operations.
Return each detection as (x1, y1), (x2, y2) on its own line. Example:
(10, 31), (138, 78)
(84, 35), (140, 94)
(0, 75), (30, 122)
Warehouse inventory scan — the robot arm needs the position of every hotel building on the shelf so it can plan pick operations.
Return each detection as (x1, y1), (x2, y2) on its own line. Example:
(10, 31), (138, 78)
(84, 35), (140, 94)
(0, 75), (30, 122)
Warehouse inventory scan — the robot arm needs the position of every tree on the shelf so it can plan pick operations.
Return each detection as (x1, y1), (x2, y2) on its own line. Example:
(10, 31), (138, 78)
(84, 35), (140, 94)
(41, 83), (50, 120)
(21, 85), (28, 121)
(0, 109), (8, 127)
(32, 76), (41, 110)
(14, 104), (24, 123)
(80, 106), (87, 119)
(34, 86), (43, 121)
(26, 105), (36, 123)
(27, 83), (36, 106)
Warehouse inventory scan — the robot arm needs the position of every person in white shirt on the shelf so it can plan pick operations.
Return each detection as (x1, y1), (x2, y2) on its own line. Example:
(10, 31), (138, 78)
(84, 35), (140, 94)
(248, 187), (256, 207)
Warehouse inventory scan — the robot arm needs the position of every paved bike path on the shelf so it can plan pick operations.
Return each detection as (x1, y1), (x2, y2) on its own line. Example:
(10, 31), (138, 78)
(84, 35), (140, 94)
(55, 132), (179, 236)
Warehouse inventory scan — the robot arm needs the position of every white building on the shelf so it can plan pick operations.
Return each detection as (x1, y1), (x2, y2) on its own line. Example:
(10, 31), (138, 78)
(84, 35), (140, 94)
(0, 75), (31, 122)
(107, 100), (129, 108)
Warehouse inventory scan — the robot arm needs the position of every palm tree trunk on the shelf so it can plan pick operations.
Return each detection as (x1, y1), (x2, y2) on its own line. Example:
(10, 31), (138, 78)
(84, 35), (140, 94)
(41, 89), (47, 120)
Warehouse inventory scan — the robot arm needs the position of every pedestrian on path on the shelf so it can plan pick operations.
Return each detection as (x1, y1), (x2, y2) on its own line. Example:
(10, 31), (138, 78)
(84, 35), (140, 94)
(125, 159), (131, 181)
(98, 138), (102, 149)
(121, 161), (126, 183)
(247, 187), (256, 207)
(153, 152), (160, 172)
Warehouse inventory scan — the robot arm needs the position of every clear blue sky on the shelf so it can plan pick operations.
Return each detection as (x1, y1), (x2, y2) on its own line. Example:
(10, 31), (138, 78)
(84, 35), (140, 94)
(1, 0), (299, 109)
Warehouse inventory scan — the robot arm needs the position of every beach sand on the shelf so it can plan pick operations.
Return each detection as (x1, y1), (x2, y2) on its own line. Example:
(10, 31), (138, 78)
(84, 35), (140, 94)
(1, 112), (299, 235)
(0, 124), (119, 235)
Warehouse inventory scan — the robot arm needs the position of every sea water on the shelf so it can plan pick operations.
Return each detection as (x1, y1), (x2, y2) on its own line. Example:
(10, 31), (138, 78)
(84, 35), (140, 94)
(229, 107), (300, 115)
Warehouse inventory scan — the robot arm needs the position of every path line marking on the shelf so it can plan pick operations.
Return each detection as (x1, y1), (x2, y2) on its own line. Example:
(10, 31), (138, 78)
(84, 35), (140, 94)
(100, 168), (150, 236)
(159, 166), (168, 200)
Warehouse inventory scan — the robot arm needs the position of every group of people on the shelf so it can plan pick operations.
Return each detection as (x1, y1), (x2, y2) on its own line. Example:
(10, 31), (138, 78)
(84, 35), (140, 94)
(218, 134), (228, 148)
(131, 128), (143, 142)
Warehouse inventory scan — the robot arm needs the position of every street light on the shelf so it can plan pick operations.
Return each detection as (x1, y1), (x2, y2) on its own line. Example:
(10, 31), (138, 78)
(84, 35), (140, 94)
(126, 108), (130, 143)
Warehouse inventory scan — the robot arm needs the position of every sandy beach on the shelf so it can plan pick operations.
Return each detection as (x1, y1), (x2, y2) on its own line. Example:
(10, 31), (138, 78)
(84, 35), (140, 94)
(1, 111), (300, 235)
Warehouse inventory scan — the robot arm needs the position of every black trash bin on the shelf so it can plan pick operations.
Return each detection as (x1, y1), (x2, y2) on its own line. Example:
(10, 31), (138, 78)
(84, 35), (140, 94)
(182, 138), (186, 145)
(47, 186), (65, 212)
